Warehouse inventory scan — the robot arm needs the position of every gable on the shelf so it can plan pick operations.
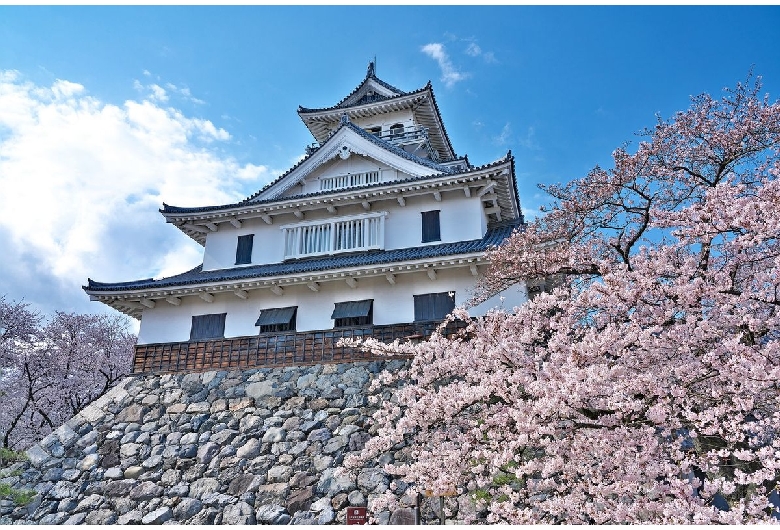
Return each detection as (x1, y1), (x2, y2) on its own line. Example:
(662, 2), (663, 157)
(338, 78), (402, 108)
(276, 151), (411, 198)
(250, 123), (447, 202)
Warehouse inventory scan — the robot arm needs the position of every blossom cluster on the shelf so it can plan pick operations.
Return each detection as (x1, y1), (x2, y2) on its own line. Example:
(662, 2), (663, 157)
(347, 76), (780, 523)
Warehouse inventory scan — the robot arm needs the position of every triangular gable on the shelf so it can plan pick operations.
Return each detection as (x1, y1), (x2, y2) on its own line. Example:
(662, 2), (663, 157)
(248, 119), (450, 202)
(334, 62), (405, 109)
(337, 77), (402, 109)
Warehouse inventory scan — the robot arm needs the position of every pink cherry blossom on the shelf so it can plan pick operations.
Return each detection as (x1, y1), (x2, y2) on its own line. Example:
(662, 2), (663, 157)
(347, 75), (780, 524)
(0, 298), (135, 449)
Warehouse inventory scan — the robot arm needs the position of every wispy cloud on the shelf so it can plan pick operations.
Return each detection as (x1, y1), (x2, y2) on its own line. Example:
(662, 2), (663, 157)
(494, 122), (513, 145)
(421, 43), (470, 88)
(464, 39), (497, 63)
(518, 126), (541, 150)
(0, 70), (271, 318)
(134, 73), (206, 106)
(465, 42), (482, 57)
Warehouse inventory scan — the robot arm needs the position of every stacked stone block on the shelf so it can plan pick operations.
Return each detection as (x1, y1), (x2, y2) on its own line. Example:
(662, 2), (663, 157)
(0, 360), (479, 525)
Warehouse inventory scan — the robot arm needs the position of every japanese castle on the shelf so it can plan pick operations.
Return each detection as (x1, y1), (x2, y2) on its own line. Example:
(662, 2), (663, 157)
(84, 62), (527, 373)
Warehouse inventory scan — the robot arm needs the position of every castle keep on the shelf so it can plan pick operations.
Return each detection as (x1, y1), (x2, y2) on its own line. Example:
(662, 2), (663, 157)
(83, 62), (526, 374)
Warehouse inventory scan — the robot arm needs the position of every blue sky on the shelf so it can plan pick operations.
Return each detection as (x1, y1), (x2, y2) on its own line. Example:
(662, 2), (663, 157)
(1, 5), (779, 324)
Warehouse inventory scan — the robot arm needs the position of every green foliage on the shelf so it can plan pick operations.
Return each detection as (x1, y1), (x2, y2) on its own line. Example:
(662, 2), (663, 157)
(0, 483), (35, 506)
(0, 447), (34, 506)
(492, 472), (514, 486)
(0, 447), (27, 467)
(472, 489), (492, 502)
(0, 469), (22, 479)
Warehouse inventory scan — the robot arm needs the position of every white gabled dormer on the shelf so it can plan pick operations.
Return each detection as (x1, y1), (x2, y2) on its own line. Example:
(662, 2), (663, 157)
(298, 62), (456, 163)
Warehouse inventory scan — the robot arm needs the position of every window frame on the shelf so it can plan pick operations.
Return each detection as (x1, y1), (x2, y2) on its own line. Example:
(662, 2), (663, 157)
(189, 313), (227, 341)
(413, 292), (456, 322)
(332, 299), (374, 328)
(421, 210), (441, 243)
(255, 306), (298, 334)
(235, 234), (254, 265)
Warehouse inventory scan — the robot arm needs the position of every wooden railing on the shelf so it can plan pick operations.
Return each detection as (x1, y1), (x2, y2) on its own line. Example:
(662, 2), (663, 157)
(133, 320), (468, 374)
(281, 212), (386, 260)
(319, 171), (381, 191)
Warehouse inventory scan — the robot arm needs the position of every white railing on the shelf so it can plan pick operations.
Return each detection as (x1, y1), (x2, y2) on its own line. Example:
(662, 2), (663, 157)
(319, 171), (380, 191)
(282, 213), (386, 259)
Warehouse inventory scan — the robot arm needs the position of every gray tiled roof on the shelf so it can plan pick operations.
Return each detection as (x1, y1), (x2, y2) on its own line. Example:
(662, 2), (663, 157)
(161, 144), (513, 216)
(84, 221), (523, 294)
(298, 74), (456, 163)
(297, 61), (406, 113)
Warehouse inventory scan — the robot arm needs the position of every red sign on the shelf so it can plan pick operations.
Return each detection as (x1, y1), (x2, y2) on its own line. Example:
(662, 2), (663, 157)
(346, 506), (367, 525)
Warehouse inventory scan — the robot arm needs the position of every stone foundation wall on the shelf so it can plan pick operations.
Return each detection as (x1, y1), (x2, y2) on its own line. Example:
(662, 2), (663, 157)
(0, 361), (479, 525)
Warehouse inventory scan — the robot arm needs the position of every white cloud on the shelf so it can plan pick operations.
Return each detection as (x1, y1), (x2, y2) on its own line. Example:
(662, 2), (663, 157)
(0, 71), (272, 319)
(482, 51), (497, 64)
(494, 122), (512, 145)
(421, 43), (469, 88)
(148, 83), (168, 102)
(463, 39), (497, 64)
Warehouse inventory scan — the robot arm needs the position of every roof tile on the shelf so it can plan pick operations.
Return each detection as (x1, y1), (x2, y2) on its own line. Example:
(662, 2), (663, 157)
(84, 221), (523, 293)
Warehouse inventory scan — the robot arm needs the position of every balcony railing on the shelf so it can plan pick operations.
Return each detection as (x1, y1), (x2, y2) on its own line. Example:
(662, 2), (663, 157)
(282, 213), (385, 259)
(304, 126), (440, 163)
(372, 126), (440, 162)
(132, 320), (468, 374)
(320, 171), (380, 191)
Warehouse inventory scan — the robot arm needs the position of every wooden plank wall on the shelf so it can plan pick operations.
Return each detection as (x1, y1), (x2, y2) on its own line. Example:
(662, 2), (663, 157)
(133, 320), (468, 374)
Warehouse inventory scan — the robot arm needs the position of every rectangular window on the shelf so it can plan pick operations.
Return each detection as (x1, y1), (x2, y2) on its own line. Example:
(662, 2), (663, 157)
(414, 292), (455, 322)
(235, 234), (254, 265)
(282, 212), (386, 259)
(331, 299), (373, 328)
(189, 313), (227, 341)
(421, 210), (441, 243)
(320, 171), (380, 191)
(255, 306), (297, 333)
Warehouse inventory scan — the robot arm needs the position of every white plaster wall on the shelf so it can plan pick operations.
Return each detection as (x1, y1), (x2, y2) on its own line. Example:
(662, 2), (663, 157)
(351, 110), (415, 135)
(201, 192), (488, 271)
(384, 194), (486, 249)
(288, 156), (410, 197)
(136, 268), (527, 344)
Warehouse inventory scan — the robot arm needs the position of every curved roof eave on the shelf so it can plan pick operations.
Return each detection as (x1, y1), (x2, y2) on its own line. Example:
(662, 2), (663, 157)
(298, 61), (406, 114)
(160, 150), (512, 218)
(83, 221), (523, 295)
(243, 117), (450, 203)
(298, 83), (456, 162)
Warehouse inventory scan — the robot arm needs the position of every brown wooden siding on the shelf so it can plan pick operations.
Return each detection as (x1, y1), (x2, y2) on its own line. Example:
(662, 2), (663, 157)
(133, 320), (468, 374)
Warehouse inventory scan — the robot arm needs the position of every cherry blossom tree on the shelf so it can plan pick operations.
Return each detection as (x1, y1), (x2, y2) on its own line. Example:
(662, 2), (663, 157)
(348, 76), (780, 523)
(0, 298), (135, 449)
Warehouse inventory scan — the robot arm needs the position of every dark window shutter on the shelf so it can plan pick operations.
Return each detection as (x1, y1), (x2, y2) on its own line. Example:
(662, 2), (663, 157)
(421, 210), (441, 243)
(256, 306), (297, 333)
(434, 291), (455, 318)
(190, 313), (226, 341)
(235, 235), (254, 265)
(332, 300), (373, 328)
(414, 292), (455, 321)
(414, 294), (431, 321)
